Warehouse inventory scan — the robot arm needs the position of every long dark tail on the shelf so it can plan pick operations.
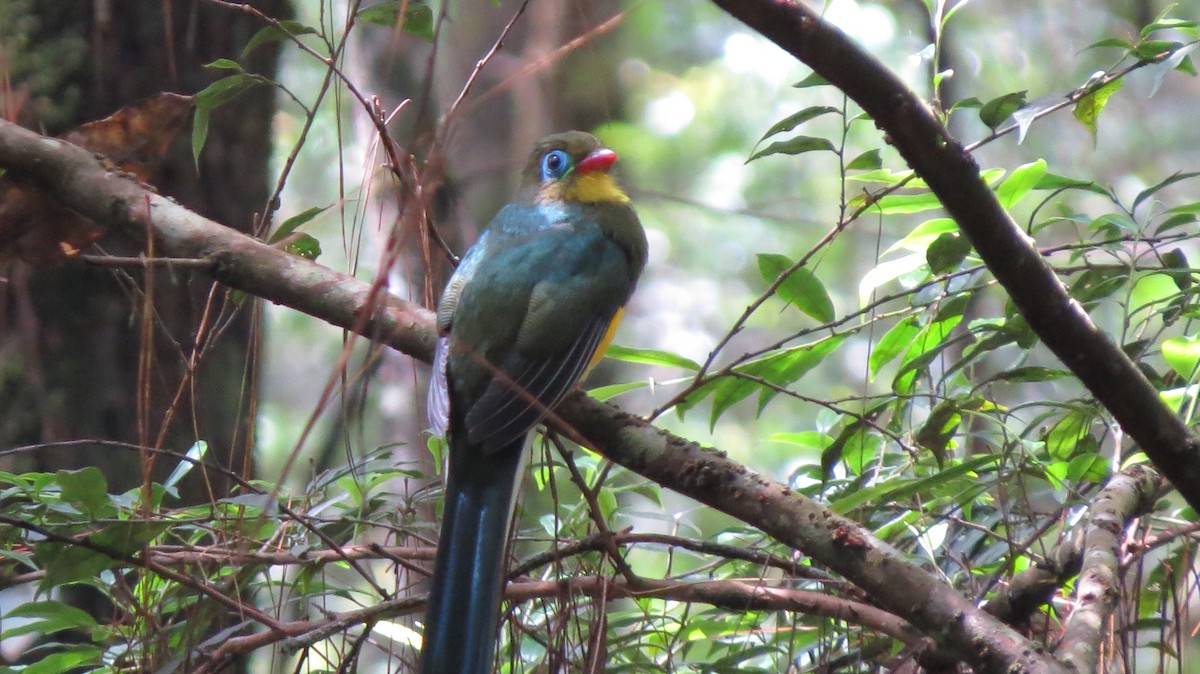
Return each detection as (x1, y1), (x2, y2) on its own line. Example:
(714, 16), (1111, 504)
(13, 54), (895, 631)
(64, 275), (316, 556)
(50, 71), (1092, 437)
(420, 436), (525, 674)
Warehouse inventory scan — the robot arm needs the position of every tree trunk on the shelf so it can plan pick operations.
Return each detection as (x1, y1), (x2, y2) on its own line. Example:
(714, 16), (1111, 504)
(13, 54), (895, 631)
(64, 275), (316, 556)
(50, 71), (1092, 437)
(1, 0), (286, 504)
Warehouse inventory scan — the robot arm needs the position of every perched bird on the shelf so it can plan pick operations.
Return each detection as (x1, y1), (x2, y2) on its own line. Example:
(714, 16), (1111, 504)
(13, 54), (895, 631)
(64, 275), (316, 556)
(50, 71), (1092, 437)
(422, 131), (647, 674)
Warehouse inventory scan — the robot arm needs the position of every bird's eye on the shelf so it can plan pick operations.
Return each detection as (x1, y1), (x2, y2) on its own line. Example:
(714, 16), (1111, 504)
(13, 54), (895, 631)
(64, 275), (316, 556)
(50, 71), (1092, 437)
(540, 150), (571, 180)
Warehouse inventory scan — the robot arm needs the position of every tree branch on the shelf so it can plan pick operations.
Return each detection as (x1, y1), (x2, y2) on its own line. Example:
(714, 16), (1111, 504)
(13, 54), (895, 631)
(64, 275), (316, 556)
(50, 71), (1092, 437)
(707, 0), (1200, 517)
(197, 574), (926, 670)
(0, 118), (1052, 671)
(553, 394), (1062, 673)
(1057, 464), (1164, 673)
(983, 464), (1164, 632)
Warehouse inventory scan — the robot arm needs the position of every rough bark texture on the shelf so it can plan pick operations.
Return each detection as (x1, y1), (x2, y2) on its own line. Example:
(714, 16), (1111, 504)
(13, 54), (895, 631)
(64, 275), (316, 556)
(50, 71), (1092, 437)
(1057, 464), (1164, 673)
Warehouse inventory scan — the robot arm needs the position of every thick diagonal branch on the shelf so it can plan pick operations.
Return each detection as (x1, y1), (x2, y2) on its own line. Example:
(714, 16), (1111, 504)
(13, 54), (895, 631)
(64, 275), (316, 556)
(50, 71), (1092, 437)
(0, 117), (1058, 672)
(708, 0), (1200, 514)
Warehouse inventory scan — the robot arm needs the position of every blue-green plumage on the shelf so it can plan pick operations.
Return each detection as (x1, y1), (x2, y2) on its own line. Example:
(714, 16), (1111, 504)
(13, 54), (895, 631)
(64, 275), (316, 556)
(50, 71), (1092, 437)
(422, 132), (647, 674)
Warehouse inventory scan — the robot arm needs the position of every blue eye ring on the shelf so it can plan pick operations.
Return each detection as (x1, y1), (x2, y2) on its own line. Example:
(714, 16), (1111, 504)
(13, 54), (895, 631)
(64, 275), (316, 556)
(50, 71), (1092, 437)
(540, 150), (571, 181)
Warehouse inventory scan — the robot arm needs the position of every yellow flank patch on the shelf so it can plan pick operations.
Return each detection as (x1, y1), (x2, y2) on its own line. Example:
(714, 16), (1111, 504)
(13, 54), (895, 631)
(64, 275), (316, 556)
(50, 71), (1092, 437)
(584, 306), (626, 379)
(557, 173), (630, 205)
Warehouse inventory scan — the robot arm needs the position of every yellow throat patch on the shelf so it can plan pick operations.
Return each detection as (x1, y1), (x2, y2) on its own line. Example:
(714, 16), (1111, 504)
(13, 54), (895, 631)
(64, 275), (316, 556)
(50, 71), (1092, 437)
(547, 172), (630, 205)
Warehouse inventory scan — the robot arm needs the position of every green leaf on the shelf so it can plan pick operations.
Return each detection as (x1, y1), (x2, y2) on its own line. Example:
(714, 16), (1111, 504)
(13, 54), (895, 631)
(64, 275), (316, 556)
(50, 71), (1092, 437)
(1, 601), (99, 640)
(759, 106), (839, 142)
(894, 312), (965, 393)
(950, 96), (982, 113)
(940, 0), (977, 26)
(926, 232), (972, 274)
(1086, 37), (1133, 51)
(1146, 42), (1199, 96)
(932, 68), (954, 92)
(1131, 272), (1179, 314)
(746, 135), (835, 162)
(587, 380), (649, 401)
(1133, 171), (1200, 212)
(1133, 39), (1179, 61)
(1069, 267), (1128, 307)
(56, 467), (109, 518)
(1161, 384), (1200, 414)
(163, 441), (208, 494)
(845, 168), (916, 186)
(885, 218), (958, 255)
(1088, 212), (1139, 235)
(869, 317), (921, 379)
(792, 72), (829, 88)
(915, 401), (961, 467)
(204, 58), (245, 72)
(845, 148), (882, 171)
(605, 345), (700, 371)
(821, 424), (867, 479)
(357, 1), (435, 40)
(193, 74), (262, 168)
(703, 354), (788, 424)
(1033, 172), (1110, 195)
(986, 366), (1072, 384)
(1179, 54), (1198, 76)
(768, 431), (829, 450)
(831, 454), (999, 513)
(283, 233), (322, 260)
(979, 90), (1027, 129)
(35, 543), (120, 592)
(995, 159), (1047, 209)
(91, 521), (172, 556)
(1045, 410), (1093, 461)
(1067, 453), (1111, 483)
(270, 205), (332, 244)
(708, 336), (845, 429)
(241, 20), (321, 59)
(1073, 78), (1123, 145)
(1141, 17), (1199, 38)
(752, 336), (844, 413)
(840, 429), (881, 476)
(867, 191), (944, 215)
(951, 321), (1015, 375)
(1162, 247), (1192, 290)
(858, 252), (927, 307)
(1163, 335), (1200, 380)
(1158, 212), (1200, 234)
(11, 647), (103, 674)
(756, 253), (835, 322)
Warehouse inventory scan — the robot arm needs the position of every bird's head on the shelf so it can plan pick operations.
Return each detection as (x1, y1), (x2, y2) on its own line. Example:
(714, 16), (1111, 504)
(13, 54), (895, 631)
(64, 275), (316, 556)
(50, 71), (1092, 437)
(520, 131), (630, 206)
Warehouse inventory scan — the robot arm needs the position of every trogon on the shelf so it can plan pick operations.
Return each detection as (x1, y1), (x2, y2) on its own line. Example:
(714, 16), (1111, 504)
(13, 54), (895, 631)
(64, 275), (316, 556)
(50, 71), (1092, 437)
(422, 131), (648, 673)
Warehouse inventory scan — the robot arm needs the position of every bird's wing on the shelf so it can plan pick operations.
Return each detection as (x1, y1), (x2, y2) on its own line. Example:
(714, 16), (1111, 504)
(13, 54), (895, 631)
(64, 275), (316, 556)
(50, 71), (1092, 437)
(464, 312), (613, 452)
(449, 208), (637, 453)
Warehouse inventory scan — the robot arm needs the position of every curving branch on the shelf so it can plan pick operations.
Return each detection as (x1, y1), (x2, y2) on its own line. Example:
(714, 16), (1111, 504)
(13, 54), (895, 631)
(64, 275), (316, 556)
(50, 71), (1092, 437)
(188, 574), (924, 672)
(1057, 464), (1164, 673)
(0, 117), (1058, 672)
(983, 464), (1164, 632)
(707, 0), (1200, 515)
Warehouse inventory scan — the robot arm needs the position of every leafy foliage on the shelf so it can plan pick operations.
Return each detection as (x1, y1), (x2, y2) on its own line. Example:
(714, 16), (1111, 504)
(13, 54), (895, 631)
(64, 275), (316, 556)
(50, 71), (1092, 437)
(6, 2), (1200, 674)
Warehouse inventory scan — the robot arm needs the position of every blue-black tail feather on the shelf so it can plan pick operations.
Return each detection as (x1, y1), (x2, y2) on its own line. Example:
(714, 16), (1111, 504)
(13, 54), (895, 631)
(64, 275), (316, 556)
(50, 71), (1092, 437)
(420, 433), (526, 674)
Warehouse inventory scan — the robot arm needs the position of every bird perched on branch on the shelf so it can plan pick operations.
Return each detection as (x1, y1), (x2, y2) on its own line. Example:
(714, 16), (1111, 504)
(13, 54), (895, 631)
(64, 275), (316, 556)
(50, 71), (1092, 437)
(422, 131), (648, 674)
